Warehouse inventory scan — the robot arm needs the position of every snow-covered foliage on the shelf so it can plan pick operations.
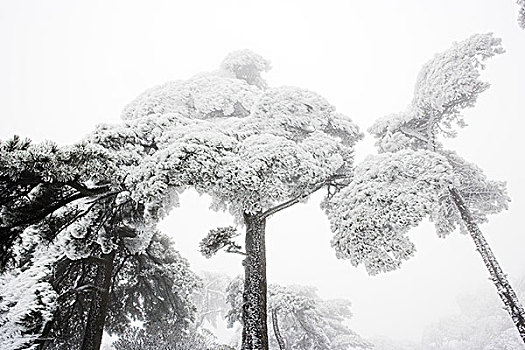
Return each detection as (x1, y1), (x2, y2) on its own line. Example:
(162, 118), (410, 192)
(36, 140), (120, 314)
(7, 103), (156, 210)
(369, 33), (503, 153)
(0, 135), (115, 185)
(226, 277), (372, 350)
(106, 232), (200, 334)
(220, 49), (271, 88)
(325, 33), (509, 275)
(0, 133), (199, 349)
(35, 231), (199, 349)
(115, 50), (361, 225)
(328, 150), (453, 274)
(0, 136), (118, 265)
(0, 236), (61, 350)
(327, 149), (509, 275)
(200, 227), (242, 258)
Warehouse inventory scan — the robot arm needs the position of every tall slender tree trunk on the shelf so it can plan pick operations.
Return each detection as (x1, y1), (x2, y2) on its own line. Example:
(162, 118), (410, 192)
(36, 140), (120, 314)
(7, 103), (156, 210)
(271, 309), (286, 350)
(449, 186), (525, 343)
(81, 250), (116, 350)
(242, 213), (269, 350)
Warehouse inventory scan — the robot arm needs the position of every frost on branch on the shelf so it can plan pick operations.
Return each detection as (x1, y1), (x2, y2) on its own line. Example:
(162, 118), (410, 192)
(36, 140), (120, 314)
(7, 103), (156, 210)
(0, 135), (115, 184)
(433, 150), (509, 235)
(199, 226), (242, 258)
(369, 33), (504, 152)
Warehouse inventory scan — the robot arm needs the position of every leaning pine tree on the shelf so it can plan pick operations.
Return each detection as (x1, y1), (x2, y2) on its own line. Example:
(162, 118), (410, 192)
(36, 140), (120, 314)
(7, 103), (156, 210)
(325, 33), (525, 343)
(123, 50), (362, 350)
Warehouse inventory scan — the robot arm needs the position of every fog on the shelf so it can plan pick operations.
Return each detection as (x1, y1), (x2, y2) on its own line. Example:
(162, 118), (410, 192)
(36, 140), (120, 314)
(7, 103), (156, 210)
(1, 0), (525, 343)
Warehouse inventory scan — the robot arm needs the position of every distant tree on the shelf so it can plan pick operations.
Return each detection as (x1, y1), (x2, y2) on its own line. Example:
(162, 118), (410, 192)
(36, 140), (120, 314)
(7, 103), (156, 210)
(192, 271), (232, 329)
(422, 278), (525, 349)
(124, 50), (362, 350)
(225, 277), (372, 350)
(517, 0), (525, 28)
(370, 336), (418, 350)
(326, 33), (525, 343)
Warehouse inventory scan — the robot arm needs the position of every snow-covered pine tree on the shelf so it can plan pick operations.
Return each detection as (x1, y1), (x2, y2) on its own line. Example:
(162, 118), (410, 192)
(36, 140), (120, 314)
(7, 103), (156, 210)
(0, 119), (198, 350)
(326, 33), (525, 343)
(0, 136), (123, 350)
(0, 136), (117, 268)
(121, 50), (362, 350)
(38, 231), (199, 350)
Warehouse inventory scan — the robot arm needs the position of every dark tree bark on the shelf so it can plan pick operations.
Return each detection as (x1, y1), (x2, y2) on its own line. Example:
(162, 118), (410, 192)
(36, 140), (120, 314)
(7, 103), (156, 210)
(271, 309), (286, 350)
(449, 186), (525, 344)
(241, 213), (269, 350)
(81, 250), (116, 350)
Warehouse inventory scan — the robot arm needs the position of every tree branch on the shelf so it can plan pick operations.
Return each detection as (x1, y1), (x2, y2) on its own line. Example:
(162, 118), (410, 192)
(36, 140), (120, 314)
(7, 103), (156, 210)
(225, 246), (247, 256)
(260, 174), (350, 220)
(66, 181), (112, 196)
(399, 125), (429, 143)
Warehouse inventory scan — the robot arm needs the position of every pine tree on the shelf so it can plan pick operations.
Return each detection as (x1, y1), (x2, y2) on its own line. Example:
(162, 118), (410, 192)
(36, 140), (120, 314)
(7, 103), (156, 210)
(123, 50), (362, 349)
(326, 33), (525, 343)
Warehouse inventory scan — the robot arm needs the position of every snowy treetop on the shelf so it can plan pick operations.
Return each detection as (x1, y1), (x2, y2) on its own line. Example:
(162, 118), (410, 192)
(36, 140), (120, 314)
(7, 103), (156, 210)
(369, 33), (504, 153)
(220, 49), (271, 88)
(107, 50), (362, 224)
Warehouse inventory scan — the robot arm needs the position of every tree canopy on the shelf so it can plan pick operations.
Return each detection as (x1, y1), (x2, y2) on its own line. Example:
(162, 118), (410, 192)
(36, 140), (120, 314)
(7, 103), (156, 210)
(326, 33), (509, 275)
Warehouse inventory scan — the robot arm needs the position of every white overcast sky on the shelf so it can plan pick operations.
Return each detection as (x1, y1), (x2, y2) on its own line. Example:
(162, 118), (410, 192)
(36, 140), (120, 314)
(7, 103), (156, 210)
(1, 0), (524, 343)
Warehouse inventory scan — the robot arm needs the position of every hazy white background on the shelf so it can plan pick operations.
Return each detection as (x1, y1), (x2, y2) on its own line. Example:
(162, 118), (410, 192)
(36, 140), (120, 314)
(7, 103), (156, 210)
(1, 0), (524, 343)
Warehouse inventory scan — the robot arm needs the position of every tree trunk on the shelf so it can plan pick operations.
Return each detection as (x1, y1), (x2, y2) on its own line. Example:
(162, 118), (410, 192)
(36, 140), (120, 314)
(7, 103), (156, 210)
(271, 309), (286, 350)
(80, 250), (116, 350)
(449, 186), (525, 343)
(242, 213), (269, 350)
